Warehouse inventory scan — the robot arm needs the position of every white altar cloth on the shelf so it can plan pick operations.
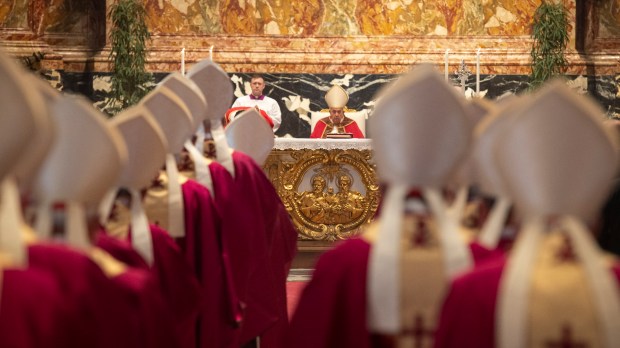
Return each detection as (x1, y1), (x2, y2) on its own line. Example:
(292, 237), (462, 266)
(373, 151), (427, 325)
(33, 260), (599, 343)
(273, 138), (373, 151)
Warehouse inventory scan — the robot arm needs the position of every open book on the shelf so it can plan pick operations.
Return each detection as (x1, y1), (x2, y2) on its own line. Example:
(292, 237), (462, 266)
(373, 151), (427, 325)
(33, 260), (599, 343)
(326, 133), (353, 139)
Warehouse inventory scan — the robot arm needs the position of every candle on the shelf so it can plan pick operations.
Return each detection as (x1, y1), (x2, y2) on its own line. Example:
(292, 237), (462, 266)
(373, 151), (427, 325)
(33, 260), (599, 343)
(476, 48), (481, 95)
(181, 47), (185, 76)
(209, 45), (214, 61)
(444, 49), (450, 81)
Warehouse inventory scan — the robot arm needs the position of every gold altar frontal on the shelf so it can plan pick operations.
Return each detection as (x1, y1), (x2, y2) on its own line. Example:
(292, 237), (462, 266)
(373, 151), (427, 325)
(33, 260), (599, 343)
(263, 138), (380, 268)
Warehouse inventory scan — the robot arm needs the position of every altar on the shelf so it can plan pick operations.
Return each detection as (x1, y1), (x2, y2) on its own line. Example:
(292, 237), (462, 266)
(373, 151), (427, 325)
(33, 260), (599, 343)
(263, 138), (380, 266)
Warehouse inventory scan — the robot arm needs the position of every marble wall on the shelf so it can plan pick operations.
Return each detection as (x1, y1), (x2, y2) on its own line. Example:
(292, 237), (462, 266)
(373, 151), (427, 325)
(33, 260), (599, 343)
(2, 0), (620, 136)
(53, 69), (619, 138)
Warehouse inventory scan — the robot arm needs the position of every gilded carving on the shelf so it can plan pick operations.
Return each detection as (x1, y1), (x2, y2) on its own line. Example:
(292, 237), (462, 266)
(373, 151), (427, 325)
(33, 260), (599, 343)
(265, 148), (380, 241)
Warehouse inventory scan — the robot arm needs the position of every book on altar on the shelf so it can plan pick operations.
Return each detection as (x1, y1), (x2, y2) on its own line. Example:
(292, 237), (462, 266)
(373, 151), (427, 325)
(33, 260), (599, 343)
(326, 133), (353, 139)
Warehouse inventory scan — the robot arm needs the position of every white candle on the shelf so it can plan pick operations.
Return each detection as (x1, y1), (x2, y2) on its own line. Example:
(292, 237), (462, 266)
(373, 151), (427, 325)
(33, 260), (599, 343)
(181, 47), (185, 76)
(476, 48), (481, 95)
(209, 45), (214, 61)
(444, 49), (450, 81)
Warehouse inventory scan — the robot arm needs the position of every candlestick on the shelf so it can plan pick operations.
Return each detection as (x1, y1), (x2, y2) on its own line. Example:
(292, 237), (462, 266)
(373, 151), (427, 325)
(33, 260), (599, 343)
(209, 45), (214, 61)
(444, 49), (450, 82)
(476, 48), (481, 95)
(181, 47), (185, 76)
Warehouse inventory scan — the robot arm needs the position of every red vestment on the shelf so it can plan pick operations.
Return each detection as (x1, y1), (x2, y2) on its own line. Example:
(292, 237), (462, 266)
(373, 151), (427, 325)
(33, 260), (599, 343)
(28, 243), (138, 348)
(433, 259), (620, 348)
(230, 151), (297, 348)
(96, 222), (203, 348)
(0, 267), (71, 348)
(310, 116), (364, 139)
(94, 232), (179, 348)
(177, 177), (243, 348)
(287, 237), (504, 348)
(170, 156), (297, 348)
(109, 267), (176, 348)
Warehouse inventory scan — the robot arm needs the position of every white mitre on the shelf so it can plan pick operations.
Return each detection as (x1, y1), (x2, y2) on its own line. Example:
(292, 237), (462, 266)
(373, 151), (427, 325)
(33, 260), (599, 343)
(225, 109), (274, 166)
(367, 64), (472, 334)
(186, 59), (235, 177)
(13, 75), (58, 194)
(495, 80), (620, 348)
(325, 85), (349, 108)
(34, 96), (127, 249)
(106, 106), (167, 265)
(0, 50), (43, 266)
(140, 86), (193, 155)
(157, 72), (208, 132)
(470, 97), (528, 248)
(139, 86), (193, 239)
(157, 72), (214, 195)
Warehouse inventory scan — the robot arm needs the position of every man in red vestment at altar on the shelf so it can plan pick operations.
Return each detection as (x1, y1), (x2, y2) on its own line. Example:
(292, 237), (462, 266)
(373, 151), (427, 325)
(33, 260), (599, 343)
(310, 85), (364, 139)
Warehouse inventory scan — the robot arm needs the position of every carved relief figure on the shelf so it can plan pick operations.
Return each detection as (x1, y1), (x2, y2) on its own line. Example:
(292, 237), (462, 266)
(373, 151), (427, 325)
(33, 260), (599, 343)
(334, 175), (364, 223)
(298, 175), (329, 223)
(298, 173), (366, 225)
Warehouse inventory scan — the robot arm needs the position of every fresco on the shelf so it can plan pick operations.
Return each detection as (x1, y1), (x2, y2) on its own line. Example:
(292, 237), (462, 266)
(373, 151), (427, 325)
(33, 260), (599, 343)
(34, 1), (103, 35)
(172, 0), (540, 36)
(356, 0), (575, 36)
(0, 0), (28, 28)
(140, 0), (575, 37)
(1, 0), (580, 39)
(144, 0), (213, 34)
(219, 0), (324, 35)
(598, 0), (620, 37)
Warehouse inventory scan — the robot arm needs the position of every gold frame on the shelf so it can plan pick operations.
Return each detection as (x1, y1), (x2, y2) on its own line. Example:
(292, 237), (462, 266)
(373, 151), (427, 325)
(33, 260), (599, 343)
(264, 148), (380, 241)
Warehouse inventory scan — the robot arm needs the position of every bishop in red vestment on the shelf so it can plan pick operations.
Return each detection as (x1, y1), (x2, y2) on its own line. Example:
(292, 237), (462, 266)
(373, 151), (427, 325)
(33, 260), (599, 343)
(310, 115), (364, 139)
(0, 266), (71, 348)
(287, 231), (503, 348)
(290, 65), (504, 348)
(28, 242), (140, 348)
(310, 85), (364, 139)
(216, 152), (298, 348)
(94, 230), (180, 348)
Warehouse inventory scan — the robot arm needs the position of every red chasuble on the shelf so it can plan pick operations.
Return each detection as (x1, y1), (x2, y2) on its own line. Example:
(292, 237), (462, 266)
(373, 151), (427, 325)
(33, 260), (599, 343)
(230, 151), (297, 348)
(110, 267), (177, 348)
(310, 116), (364, 139)
(94, 232), (179, 348)
(0, 267), (71, 348)
(433, 260), (620, 348)
(97, 222), (203, 348)
(146, 224), (203, 348)
(177, 176), (243, 348)
(27, 243), (138, 348)
(171, 156), (296, 348)
(212, 152), (297, 348)
(287, 237), (503, 348)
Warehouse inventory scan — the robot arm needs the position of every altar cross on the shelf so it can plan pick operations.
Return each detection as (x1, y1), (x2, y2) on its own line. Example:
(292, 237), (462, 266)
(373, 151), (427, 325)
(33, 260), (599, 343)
(545, 324), (588, 348)
(455, 59), (472, 94)
(556, 234), (578, 262)
(403, 314), (435, 348)
(412, 218), (430, 247)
